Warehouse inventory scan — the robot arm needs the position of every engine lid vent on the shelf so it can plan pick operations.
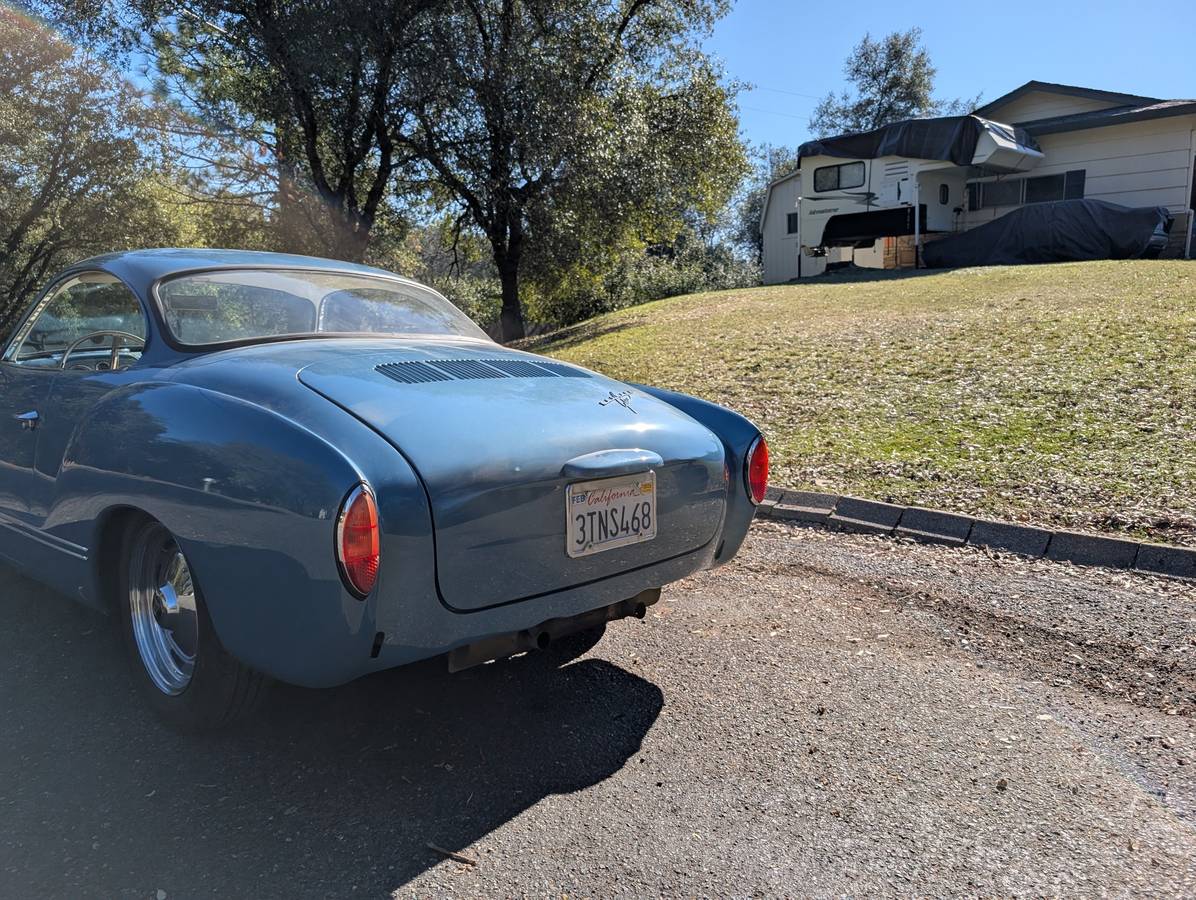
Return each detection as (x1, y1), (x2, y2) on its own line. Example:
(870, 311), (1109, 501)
(428, 359), (506, 380)
(484, 359), (559, 378)
(375, 361), (452, 384)
(525, 362), (592, 379)
(375, 359), (592, 384)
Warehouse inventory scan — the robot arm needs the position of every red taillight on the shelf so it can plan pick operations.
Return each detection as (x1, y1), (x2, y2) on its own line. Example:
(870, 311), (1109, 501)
(745, 436), (769, 505)
(337, 485), (380, 598)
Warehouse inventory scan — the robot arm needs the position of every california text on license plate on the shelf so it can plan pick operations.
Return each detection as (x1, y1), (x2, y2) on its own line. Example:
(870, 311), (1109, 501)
(566, 472), (657, 558)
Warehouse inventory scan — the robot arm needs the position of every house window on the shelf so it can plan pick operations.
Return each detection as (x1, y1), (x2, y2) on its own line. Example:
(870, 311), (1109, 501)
(813, 160), (865, 192)
(967, 169), (1087, 211)
(786, 212), (800, 234)
(982, 178), (1023, 208)
(1064, 169), (1086, 199)
(1025, 173), (1066, 204)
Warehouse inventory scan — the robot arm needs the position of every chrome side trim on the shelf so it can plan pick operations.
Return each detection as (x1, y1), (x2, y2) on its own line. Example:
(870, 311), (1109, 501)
(0, 511), (89, 561)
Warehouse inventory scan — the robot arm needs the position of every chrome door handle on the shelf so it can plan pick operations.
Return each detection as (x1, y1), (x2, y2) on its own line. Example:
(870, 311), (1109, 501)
(14, 411), (39, 431)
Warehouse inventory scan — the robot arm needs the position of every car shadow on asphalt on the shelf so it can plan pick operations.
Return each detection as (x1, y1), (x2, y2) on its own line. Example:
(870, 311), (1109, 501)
(0, 565), (663, 897)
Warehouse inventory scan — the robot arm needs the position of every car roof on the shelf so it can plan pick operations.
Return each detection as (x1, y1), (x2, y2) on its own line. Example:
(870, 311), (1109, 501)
(68, 248), (411, 293)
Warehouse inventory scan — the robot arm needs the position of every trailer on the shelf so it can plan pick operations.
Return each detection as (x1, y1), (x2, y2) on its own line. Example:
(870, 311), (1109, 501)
(793, 115), (1044, 276)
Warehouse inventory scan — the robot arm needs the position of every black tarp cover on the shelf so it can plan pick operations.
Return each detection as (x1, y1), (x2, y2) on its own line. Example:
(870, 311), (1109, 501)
(797, 115), (1039, 167)
(921, 199), (1173, 268)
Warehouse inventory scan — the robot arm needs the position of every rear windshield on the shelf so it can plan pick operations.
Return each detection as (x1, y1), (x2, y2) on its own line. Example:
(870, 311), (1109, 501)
(156, 269), (488, 345)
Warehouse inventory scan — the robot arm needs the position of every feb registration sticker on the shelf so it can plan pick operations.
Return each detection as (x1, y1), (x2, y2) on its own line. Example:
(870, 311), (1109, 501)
(566, 472), (657, 558)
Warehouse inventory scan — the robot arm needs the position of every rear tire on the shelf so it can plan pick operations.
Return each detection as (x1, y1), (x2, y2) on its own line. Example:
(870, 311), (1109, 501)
(118, 518), (268, 730)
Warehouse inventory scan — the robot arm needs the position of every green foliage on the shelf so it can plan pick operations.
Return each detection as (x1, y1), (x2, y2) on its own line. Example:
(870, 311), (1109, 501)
(0, 10), (192, 338)
(809, 27), (980, 137)
(32, 0), (749, 343)
(44, 0), (436, 261)
(403, 0), (749, 340)
(527, 228), (758, 327)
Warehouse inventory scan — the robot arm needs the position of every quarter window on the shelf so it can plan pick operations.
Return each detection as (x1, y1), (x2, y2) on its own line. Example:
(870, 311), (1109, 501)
(813, 160), (866, 192)
(5, 273), (146, 369)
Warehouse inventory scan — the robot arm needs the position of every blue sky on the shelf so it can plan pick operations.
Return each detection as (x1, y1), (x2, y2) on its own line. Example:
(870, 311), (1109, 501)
(706, 0), (1196, 150)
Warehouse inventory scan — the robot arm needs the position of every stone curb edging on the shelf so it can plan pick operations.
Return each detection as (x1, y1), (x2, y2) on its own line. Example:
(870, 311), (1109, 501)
(756, 487), (1196, 583)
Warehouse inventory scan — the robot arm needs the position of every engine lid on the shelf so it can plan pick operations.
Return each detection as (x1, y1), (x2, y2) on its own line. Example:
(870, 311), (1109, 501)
(297, 342), (726, 610)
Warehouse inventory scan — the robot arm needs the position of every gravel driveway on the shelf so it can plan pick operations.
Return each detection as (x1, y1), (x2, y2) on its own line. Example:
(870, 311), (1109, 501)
(1, 521), (1194, 897)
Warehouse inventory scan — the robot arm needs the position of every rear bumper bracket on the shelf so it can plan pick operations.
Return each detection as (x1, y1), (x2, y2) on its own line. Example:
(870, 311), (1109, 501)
(446, 587), (661, 672)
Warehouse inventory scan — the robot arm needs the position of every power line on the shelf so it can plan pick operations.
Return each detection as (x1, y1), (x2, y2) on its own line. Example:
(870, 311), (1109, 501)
(739, 105), (810, 121)
(746, 84), (826, 102)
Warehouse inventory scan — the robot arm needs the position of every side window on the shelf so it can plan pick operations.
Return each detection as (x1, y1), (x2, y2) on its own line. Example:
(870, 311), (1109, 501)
(6, 273), (147, 370)
(838, 161), (865, 190)
(786, 212), (800, 234)
(1063, 169), (1086, 200)
(1025, 174), (1062, 204)
(813, 161), (865, 192)
(813, 164), (838, 192)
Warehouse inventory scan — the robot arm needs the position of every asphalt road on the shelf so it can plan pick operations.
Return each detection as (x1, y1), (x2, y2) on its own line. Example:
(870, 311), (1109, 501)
(1, 521), (1194, 897)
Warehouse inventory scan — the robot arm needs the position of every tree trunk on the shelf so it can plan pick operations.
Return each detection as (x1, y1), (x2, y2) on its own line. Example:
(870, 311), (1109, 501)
(334, 216), (371, 264)
(495, 216), (526, 342)
(498, 258), (525, 342)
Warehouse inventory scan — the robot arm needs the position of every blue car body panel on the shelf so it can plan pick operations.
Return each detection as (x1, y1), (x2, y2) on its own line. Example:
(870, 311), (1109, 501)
(0, 250), (763, 687)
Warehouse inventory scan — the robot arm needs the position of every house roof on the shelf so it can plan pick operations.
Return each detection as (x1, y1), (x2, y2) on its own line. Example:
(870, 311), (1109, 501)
(1020, 98), (1196, 136)
(759, 168), (801, 230)
(974, 80), (1162, 118)
(972, 80), (1196, 137)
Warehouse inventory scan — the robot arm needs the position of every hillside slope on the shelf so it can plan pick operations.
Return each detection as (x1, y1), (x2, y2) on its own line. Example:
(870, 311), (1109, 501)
(535, 261), (1196, 546)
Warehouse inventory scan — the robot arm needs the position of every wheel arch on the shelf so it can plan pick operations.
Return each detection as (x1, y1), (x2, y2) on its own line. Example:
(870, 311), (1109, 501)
(91, 504), (153, 614)
(57, 381), (384, 684)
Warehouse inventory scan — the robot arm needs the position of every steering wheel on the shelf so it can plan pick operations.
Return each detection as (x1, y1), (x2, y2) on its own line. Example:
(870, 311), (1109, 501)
(60, 331), (146, 372)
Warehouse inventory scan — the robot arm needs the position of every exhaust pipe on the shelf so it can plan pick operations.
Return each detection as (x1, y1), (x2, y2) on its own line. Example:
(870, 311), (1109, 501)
(447, 588), (661, 672)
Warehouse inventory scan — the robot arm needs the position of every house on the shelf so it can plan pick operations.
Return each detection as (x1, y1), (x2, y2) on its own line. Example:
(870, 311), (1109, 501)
(759, 169), (804, 284)
(760, 81), (1196, 282)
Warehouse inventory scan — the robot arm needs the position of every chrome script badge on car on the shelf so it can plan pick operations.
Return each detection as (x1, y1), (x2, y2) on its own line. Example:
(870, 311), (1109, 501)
(599, 390), (637, 414)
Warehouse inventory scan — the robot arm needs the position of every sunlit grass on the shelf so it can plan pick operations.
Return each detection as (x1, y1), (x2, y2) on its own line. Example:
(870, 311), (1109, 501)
(535, 260), (1196, 546)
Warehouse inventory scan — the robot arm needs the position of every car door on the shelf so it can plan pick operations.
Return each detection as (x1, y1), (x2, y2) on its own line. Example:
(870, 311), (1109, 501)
(0, 285), (64, 528)
(0, 272), (148, 532)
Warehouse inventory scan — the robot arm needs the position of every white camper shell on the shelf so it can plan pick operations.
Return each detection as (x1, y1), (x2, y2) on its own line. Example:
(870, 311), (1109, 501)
(785, 115), (1043, 277)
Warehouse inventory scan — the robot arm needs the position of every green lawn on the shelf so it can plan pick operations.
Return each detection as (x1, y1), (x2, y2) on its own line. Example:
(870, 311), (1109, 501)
(532, 260), (1196, 547)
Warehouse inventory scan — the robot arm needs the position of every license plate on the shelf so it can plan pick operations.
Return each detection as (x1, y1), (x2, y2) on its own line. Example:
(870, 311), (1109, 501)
(566, 472), (657, 558)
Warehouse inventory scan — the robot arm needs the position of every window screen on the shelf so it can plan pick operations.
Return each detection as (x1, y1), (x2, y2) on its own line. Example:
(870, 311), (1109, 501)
(1025, 173), (1066, 204)
(1064, 169), (1086, 200)
(983, 179), (1023, 208)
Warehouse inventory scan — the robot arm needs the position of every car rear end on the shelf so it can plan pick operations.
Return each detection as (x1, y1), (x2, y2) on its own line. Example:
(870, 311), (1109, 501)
(302, 341), (768, 675)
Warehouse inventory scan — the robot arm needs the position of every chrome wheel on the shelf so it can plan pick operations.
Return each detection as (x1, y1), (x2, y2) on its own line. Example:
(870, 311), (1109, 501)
(128, 528), (198, 696)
